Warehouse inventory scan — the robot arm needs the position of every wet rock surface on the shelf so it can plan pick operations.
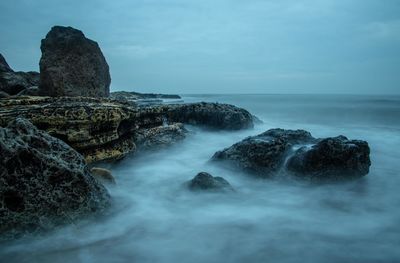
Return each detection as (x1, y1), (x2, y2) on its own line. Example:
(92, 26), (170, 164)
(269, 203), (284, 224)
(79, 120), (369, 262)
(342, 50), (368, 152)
(135, 123), (188, 150)
(39, 26), (110, 97)
(212, 129), (370, 181)
(286, 135), (371, 180)
(187, 172), (233, 192)
(0, 118), (110, 240)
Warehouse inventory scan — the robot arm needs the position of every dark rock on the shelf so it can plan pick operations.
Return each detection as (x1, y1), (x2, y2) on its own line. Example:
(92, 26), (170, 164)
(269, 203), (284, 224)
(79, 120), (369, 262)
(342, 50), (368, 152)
(135, 123), (188, 150)
(39, 26), (110, 97)
(212, 129), (370, 181)
(212, 129), (315, 177)
(0, 70), (40, 95)
(187, 172), (233, 192)
(111, 91), (181, 100)
(0, 53), (13, 72)
(0, 91), (10, 98)
(286, 136), (371, 180)
(16, 86), (40, 96)
(160, 102), (254, 130)
(0, 118), (110, 240)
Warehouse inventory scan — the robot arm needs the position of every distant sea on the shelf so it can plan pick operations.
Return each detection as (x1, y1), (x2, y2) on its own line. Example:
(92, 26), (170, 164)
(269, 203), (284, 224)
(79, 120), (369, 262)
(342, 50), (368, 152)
(1, 94), (400, 263)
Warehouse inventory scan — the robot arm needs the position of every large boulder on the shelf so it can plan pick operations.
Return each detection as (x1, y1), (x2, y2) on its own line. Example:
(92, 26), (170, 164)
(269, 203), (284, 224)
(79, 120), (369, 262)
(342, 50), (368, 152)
(212, 129), (315, 177)
(0, 54), (40, 95)
(212, 129), (371, 181)
(39, 26), (111, 97)
(286, 136), (371, 180)
(186, 172), (233, 192)
(0, 118), (110, 240)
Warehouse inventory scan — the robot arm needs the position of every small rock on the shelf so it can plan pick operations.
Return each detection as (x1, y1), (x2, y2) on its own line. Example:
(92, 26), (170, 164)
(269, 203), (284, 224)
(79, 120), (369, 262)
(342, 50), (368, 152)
(187, 172), (234, 192)
(90, 167), (116, 185)
(0, 90), (10, 98)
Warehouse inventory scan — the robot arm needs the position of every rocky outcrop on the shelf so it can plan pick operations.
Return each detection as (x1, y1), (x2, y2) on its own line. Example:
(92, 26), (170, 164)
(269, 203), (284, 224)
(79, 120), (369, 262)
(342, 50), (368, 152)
(39, 26), (110, 97)
(212, 129), (370, 181)
(0, 118), (110, 240)
(286, 136), (371, 180)
(0, 96), (145, 163)
(0, 97), (254, 163)
(0, 54), (40, 95)
(186, 172), (233, 192)
(158, 102), (254, 130)
(111, 91), (181, 101)
(135, 123), (188, 150)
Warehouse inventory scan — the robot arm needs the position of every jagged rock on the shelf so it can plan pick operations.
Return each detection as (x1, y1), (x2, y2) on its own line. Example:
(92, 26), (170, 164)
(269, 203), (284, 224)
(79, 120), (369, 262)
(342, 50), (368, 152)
(135, 123), (188, 150)
(158, 102), (254, 130)
(187, 172), (233, 192)
(0, 118), (110, 240)
(212, 129), (370, 181)
(90, 167), (116, 185)
(39, 26), (110, 97)
(212, 129), (315, 177)
(286, 136), (371, 180)
(0, 53), (13, 72)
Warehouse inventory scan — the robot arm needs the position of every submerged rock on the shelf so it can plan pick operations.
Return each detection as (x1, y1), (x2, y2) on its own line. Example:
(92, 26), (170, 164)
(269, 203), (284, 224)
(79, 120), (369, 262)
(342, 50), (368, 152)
(39, 26), (110, 97)
(0, 118), (110, 240)
(159, 102), (254, 130)
(187, 172), (233, 192)
(286, 136), (371, 180)
(212, 129), (371, 181)
(90, 167), (116, 185)
(135, 123), (188, 150)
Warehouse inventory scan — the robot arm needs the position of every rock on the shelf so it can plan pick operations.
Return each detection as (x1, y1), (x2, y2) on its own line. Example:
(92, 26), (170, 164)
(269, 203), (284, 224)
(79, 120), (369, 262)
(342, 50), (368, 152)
(187, 172), (233, 192)
(159, 102), (254, 130)
(16, 86), (40, 96)
(0, 91), (10, 98)
(0, 53), (13, 72)
(0, 61), (40, 95)
(0, 96), (142, 163)
(135, 123), (188, 150)
(212, 129), (315, 177)
(286, 136), (371, 181)
(39, 26), (110, 97)
(212, 129), (371, 181)
(111, 91), (181, 100)
(0, 118), (110, 240)
(90, 167), (116, 185)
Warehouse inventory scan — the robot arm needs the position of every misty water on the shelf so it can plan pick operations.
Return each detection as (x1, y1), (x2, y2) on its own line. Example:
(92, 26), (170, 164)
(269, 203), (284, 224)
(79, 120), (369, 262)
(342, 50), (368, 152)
(1, 94), (400, 263)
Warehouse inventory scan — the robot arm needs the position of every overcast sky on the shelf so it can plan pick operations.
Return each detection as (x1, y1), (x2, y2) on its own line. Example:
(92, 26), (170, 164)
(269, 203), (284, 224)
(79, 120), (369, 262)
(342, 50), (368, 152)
(0, 0), (399, 94)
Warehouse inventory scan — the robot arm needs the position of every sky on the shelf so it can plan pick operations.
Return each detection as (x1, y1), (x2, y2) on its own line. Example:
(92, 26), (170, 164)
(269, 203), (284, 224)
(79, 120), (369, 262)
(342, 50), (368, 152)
(0, 0), (399, 94)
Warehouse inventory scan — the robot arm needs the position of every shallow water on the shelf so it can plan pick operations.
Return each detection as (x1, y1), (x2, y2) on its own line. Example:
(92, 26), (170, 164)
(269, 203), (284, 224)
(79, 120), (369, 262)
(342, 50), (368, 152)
(1, 94), (400, 263)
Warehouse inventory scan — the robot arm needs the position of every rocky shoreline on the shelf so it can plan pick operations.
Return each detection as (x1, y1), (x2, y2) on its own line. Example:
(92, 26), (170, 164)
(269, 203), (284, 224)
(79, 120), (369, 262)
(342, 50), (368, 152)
(0, 25), (371, 241)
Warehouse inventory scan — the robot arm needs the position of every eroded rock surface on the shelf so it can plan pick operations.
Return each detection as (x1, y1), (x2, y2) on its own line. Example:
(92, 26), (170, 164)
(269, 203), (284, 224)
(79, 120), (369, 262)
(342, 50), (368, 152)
(135, 123), (188, 150)
(212, 129), (370, 181)
(0, 118), (110, 240)
(39, 26), (110, 97)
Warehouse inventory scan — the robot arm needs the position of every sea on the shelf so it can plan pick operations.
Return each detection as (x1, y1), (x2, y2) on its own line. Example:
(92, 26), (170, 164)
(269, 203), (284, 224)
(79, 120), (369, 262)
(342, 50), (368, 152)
(1, 94), (400, 263)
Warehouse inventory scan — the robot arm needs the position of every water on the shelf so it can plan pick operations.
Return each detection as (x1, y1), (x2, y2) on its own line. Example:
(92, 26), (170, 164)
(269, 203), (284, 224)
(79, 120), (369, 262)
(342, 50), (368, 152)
(1, 94), (400, 263)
